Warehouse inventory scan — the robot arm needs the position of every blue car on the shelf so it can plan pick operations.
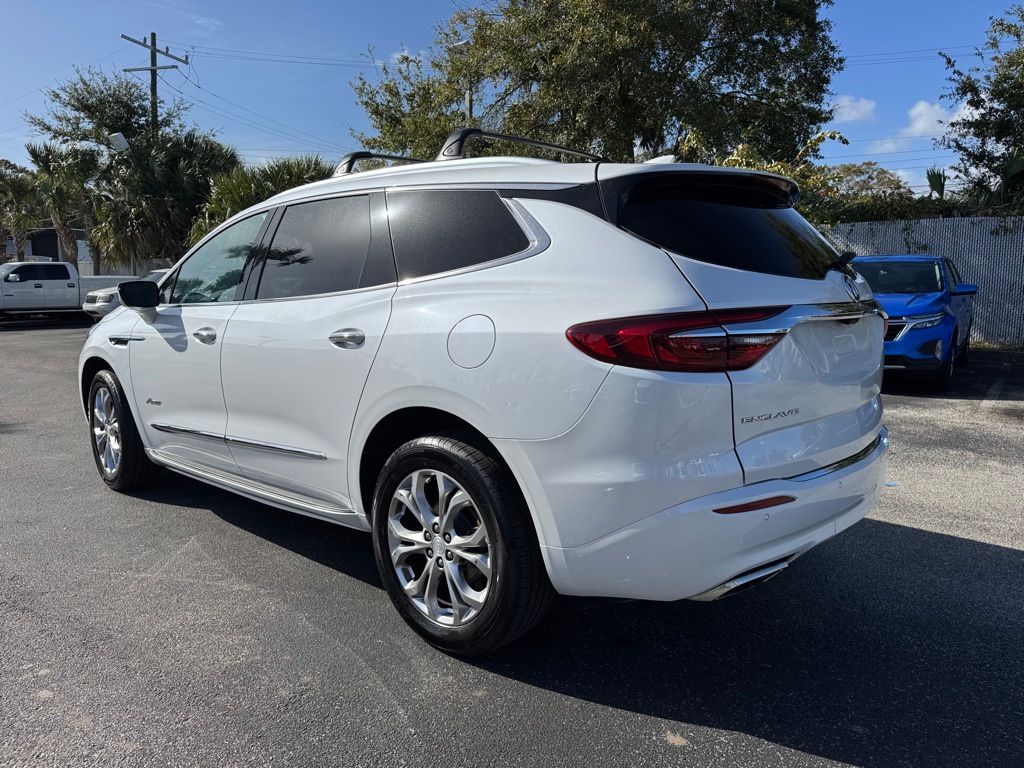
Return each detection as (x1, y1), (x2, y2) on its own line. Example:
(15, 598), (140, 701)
(851, 254), (977, 386)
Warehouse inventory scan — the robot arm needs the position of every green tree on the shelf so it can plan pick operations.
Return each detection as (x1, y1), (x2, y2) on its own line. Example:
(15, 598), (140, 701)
(926, 166), (948, 200)
(93, 130), (240, 271)
(26, 67), (185, 150)
(25, 143), (100, 268)
(353, 0), (843, 163)
(190, 155), (335, 244)
(940, 5), (1024, 190)
(26, 69), (239, 271)
(0, 162), (42, 260)
(831, 161), (914, 200)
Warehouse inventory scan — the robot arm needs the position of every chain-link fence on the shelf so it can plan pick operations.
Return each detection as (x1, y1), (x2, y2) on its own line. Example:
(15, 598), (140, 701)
(823, 217), (1024, 348)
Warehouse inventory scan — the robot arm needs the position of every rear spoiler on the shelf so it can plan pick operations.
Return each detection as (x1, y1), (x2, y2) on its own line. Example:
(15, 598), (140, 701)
(600, 169), (801, 224)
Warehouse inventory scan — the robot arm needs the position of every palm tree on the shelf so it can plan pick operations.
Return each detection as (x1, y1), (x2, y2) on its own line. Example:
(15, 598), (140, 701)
(925, 166), (947, 200)
(190, 155), (335, 243)
(92, 130), (240, 272)
(0, 163), (43, 261)
(26, 142), (100, 268)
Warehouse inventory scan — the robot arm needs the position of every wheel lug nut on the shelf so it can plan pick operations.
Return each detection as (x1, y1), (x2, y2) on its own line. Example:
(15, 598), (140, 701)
(436, 557), (444, 568)
(432, 522), (440, 533)
(443, 534), (451, 543)
(424, 531), (432, 541)
(445, 551), (453, 561)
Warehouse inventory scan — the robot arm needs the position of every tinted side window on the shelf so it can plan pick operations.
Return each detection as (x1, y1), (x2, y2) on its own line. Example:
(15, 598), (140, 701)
(256, 196), (372, 300)
(618, 181), (839, 280)
(171, 212), (267, 304)
(945, 259), (962, 285)
(386, 190), (530, 280)
(41, 264), (70, 280)
(10, 264), (43, 281)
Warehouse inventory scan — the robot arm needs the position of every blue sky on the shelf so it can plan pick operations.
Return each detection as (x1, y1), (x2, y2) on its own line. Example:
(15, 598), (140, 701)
(0, 0), (1012, 193)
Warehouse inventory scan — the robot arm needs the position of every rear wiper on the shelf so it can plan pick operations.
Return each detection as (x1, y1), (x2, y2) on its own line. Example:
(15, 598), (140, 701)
(827, 250), (858, 274)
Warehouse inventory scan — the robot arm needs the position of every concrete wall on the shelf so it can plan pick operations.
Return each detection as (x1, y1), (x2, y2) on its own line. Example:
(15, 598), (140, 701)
(823, 217), (1024, 348)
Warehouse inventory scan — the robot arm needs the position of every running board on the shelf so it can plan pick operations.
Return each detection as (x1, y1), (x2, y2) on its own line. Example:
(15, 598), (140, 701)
(147, 449), (369, 531)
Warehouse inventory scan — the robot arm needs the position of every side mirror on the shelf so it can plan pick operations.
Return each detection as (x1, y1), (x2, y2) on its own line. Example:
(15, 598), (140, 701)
(5, 272), (21, 282)
(952, 283), (978, 296)
(118, 280), (160, 309)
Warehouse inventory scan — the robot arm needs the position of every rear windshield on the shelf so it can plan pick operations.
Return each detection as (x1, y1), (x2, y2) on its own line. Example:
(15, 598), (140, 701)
(854, 261), (942, 294)
(618, 182), (839, 280)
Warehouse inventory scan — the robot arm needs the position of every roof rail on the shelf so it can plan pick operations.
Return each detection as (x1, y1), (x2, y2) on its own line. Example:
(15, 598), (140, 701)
(332, 151), (426, 177)
(436, 127), (606, 163)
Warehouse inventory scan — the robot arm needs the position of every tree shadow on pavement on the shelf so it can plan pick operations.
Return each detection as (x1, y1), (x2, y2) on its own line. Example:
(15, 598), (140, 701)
(141, 467), (1024, 766)
(470, 519), (1024, 767)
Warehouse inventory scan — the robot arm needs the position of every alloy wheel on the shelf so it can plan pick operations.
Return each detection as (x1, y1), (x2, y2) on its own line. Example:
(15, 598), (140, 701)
(92, 386), (122, 476)
(386, 469), (492, 627)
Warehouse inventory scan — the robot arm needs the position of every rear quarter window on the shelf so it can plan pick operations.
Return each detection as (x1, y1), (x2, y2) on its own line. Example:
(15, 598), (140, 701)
(616, 178), (839, 280)
(386, 190), (530, 281)
(41, 264), (71, 280)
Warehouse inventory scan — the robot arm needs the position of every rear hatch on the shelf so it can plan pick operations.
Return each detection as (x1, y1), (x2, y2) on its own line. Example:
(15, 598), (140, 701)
(599, 166), (884, 483)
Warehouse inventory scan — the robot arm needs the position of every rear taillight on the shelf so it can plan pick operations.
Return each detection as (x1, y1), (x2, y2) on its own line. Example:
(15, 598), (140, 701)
(566, 307), (787, 372)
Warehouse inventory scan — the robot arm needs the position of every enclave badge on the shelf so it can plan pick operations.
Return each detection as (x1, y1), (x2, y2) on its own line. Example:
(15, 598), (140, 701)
(741, 408), (800, 424)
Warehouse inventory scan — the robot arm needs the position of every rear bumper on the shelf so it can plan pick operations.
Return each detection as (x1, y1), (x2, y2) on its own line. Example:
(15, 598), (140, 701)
(541, 427), (889, 601)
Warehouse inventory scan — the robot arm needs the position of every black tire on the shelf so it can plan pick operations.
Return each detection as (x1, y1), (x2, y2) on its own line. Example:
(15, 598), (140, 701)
(371, 435), (553, 655)
(87, 369), (160, 491)
(932, 330), (958, 390)
(959, 326), (971, 366)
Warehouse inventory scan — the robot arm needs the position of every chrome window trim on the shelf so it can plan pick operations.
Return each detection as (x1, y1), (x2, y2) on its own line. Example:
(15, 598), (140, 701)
(236, 280), (398, 306)
(396, 197), (552, 287)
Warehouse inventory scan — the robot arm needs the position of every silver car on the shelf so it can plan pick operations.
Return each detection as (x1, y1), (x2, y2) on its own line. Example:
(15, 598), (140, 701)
(82, 269), (168, 319)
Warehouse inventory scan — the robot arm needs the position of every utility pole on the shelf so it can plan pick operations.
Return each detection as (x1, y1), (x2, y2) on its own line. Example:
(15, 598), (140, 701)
(120, 33), (189, 142)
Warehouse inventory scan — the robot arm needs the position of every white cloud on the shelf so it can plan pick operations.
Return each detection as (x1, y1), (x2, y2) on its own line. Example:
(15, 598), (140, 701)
(193, 15), (223, 33)
(833, 95), (876, 124)
(867, 100), (964, 153)
(894, 167), (929, 191)
(904, 100), (948, 137)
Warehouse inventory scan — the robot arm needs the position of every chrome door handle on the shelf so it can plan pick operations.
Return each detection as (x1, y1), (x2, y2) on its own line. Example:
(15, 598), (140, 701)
(34, 283), (43, 288)
(329, 329), (365, 349)
(192, 327), (217, 345)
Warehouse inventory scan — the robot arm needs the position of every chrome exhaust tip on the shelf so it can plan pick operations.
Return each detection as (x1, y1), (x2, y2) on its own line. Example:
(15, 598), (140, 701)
(687, 558), (791, 602)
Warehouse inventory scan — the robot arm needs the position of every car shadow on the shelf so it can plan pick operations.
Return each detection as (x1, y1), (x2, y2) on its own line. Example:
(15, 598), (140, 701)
(129, 473), (383, 589)
(0, 314), (93, 331)
(136, 469), (1023, 766)
(882, 347), (1024, 402)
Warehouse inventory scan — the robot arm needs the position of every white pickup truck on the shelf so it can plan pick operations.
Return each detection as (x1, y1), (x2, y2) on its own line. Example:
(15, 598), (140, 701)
(0, 261), (134, 318)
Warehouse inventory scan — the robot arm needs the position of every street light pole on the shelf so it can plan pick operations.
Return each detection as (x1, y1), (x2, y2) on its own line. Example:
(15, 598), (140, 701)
(450, 39), (473, 124)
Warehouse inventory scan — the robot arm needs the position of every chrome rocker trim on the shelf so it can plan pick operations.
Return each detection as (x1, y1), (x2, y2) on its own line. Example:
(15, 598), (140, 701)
(150, 422), (326, 460)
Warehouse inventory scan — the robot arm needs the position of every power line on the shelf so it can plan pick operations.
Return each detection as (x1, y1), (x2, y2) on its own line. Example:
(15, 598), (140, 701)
(176, 70), (348, 150)
(157, 73), (352, 153)
(0, 45), (131, 108)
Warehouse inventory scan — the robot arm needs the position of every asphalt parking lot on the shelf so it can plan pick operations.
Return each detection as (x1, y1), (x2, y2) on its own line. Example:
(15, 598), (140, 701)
(1, 316), (1022, 768)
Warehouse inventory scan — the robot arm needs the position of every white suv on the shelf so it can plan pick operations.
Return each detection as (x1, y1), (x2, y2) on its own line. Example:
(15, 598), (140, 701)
(78, 130), (888, 654)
